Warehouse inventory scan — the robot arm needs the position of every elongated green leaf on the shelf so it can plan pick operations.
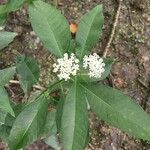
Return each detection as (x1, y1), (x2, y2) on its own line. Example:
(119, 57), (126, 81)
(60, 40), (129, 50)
(0, 86), (14, 117)
(0, 67), (16, 86)
(45, 134), (61, 150)
(29, 0), (71, 57)
(76, 5), (104, 59)
(16, 55), (39, 95)
(0, 32), (17, 50)
(0, 1), (34, 25)
(41, 110), (57, 138)
(7, 0), (27, 12)
(0, 125), (11, 143)
(9, 95), (48, 150)
(61, 79), (88, 150)
(0, 5), (7, 26)
(0, 13), (7, 26)
(56, 98), (64, 132)
(77, 58), (113, 82)
(5, 103), (27, 127)
(0, 110), (7, 125)
(82, 83), (150, 140)
(0, 5), (7, 14)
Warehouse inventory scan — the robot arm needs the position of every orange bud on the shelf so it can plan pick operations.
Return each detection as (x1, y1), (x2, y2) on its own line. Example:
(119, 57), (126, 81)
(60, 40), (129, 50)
(70, 23), (78, 34)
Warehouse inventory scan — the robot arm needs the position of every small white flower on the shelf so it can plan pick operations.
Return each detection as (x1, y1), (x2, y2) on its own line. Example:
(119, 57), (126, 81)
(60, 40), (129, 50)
(53, 53), (79, 81)
(0, 26), (4, 31)
(83, 53), (105, 78)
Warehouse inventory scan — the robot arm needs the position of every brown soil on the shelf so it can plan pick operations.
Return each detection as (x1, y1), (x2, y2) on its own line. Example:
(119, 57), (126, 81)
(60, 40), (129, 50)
(0, 0), (150, 149)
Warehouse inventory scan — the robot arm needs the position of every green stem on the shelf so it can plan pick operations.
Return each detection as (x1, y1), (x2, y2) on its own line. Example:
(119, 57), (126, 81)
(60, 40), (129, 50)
(36, 79), (64, 100)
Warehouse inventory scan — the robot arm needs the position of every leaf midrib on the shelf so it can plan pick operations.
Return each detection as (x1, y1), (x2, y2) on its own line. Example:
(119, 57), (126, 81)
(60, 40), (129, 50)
(71, 80), (77, 149)
(70, 81), (87, 149)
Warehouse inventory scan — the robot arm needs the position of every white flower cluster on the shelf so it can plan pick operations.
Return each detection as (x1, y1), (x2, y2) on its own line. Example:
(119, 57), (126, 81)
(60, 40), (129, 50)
(83, 53), (105, 78)
(53, 53), (79, 81)
(53, 53), (105, 81)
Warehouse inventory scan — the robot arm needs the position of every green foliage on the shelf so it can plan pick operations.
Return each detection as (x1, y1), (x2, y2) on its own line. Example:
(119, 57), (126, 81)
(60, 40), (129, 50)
(45, 135), (61, 150)
(56, 98), (64, 132)
(0, 67), (16, 86)
(0, 5), (7, 26)
(1, 1), (150, 150)
(8, 95), (48, 150)
(0, 0), (35, 25)
(7, 0), (29, 12)
(0, 86), (15, 117)
(0, 5), (7, 15)
(0, 110), (7, 125)
(0, 13), (7, 26)
(0, 125), (11, 143)
(5, 103), (27, 127)
(76, 5), (104, 59)
(41, 110), (57, 138)
(29, 0), (71, 57)
(61, 79), (88, 150)
(0, 32), (17, 50)
(82, 83), (150, 141)
(16, 55), (40, 95)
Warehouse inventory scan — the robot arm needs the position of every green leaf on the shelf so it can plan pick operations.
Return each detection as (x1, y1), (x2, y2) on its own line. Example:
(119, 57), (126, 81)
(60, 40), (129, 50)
(7, 0), (28, 12)
(0, 31), (17, 50)
(9, 94), (48, 150)
(76, 5), (104, 59)
(0, 110), (7, 125)
(0, 5), (8, 14)
(82, 83), (150, 140)
(0, 5), (8, 26)
(77, 58), (113, 82)
(44, 134), (61, 150)
(0, 86), (15, 117)
(0, 1), (35, 25)
(5, 103), (27, 127)
(56, 98), (64, 132)
(41, 110), (57, 138)
(16, 55), (40, 95)
(0, 13), (7, 26)
(29, 0), (71, 57)
(0, 67), (16, 86)
(0, 125), (11, 143)
(61, 79), (88, 150)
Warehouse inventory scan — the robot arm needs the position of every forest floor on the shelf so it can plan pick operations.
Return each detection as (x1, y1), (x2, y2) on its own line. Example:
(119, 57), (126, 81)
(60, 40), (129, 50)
(0, 0), (150, 149)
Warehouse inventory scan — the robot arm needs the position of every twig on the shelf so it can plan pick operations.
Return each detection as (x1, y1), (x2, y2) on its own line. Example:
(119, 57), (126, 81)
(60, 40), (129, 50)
(88, 143), (95, 150)
(9, 80), (44, 90)
(126, 1), (137, 30)
(9, 80), (20, 84)
(103, 0), (122, 58)
(137, 78), (148, 89)
(127, 4), (134, 27)
(53, 0), (62, 6)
